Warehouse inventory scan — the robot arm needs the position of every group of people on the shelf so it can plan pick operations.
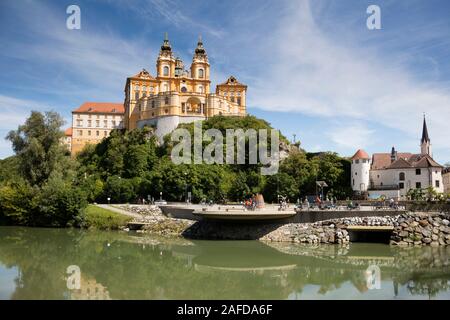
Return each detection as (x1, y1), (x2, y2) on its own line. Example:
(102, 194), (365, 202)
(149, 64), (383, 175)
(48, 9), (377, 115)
(244, 195), (258, 210)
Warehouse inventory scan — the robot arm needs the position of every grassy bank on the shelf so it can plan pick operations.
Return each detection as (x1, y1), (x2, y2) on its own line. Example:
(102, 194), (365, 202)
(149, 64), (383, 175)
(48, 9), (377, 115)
(83, 205), (131, 230)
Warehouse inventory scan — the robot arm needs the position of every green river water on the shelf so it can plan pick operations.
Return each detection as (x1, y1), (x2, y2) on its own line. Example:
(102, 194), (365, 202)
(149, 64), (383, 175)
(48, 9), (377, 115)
(0, 226), (449, 300)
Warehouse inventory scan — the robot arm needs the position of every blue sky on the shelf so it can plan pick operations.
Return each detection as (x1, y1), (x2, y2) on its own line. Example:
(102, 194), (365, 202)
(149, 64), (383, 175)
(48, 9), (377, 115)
(0, 0), (450, 164)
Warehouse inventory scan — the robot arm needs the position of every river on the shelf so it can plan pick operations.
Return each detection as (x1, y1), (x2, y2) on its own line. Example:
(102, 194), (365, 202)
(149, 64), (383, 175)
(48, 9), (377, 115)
(0, 226), (449, 299)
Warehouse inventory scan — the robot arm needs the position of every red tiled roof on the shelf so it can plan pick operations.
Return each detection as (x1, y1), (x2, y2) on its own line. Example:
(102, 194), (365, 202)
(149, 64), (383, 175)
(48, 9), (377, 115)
(374, 153), (442, 170)
(64, 127), (73, 136)
(371, 153), (412, 170)
(351, 149), (369, 160)
(413, 155), (442, 168)
(385, 158), (412, 169)
(73, 102), (124, 114)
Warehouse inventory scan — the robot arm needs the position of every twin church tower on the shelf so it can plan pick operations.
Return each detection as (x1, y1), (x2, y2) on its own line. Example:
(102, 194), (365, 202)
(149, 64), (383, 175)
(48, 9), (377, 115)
(124, 33), (247, 137)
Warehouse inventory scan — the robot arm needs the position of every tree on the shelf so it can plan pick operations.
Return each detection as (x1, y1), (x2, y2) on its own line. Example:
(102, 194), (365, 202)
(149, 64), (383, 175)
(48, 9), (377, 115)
(0, 156), (20, 183)
(2, 111), (87, 227)
(425, 186), (438, 201)
(263, 173), (298, 203)
(6, 111), (70, 186)
(103, 176), (136, 203)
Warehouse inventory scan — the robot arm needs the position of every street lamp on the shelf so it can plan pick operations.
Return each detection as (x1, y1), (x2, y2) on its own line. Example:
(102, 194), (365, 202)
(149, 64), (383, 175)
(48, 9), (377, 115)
(315, 181), (328, 201)
(184, 172), (190, 203)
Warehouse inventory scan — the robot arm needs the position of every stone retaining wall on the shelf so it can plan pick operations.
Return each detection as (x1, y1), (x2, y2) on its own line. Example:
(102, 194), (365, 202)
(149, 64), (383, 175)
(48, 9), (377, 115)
(182, 212), (450, 246)
(119, 205), (450, 246)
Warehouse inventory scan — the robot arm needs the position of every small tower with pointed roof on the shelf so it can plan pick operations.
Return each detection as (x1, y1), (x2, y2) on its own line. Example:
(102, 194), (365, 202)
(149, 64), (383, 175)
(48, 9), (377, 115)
(190, 35), (210, 93)
(350, 149), (371, 192)
(420, 115), (432, 157)
(156, 33), (176, 90)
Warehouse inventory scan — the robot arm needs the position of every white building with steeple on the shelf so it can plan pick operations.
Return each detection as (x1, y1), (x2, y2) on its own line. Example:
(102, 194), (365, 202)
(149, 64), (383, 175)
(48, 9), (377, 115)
(351, 116), (444, 199)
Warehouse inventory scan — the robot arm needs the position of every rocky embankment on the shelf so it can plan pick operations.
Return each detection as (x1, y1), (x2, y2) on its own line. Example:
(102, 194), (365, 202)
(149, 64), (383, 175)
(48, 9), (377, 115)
(181, 212), (450, 246)
(391, 213), (450, 246)
(116, 205), (194, 236)
(116, 205), (450, 246)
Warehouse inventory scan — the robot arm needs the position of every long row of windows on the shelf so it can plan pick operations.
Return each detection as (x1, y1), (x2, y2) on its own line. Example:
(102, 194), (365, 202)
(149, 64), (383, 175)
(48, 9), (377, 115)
(133, 82), (210, 101)
(77, 114), (119, 119)
(77, 130), (110, 137)
(398, 181), (440, 189)
(76, 120), (122, 128)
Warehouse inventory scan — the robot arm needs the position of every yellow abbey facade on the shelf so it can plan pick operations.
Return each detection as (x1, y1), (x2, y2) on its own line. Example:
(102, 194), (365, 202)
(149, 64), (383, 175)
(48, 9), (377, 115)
(124, 34), (247, 137)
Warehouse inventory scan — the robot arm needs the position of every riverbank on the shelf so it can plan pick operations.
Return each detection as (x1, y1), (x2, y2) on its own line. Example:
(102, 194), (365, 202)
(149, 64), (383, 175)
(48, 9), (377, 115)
(116, 205), (450, 246)
(83, 205), (132, 230)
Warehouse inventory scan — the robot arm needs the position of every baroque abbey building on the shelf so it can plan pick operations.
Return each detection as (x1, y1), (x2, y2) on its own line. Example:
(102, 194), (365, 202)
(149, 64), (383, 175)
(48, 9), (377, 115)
(65, 35), (247, 154)
(123, 34), (247, 137)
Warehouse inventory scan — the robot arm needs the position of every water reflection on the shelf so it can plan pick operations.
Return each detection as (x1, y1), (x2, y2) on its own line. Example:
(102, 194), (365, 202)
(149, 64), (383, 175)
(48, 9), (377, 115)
(0, 227), (449, 300)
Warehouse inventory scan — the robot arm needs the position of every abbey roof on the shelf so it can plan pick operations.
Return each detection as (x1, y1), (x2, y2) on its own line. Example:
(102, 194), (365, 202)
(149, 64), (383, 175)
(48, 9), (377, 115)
(73, 102), (124, 114)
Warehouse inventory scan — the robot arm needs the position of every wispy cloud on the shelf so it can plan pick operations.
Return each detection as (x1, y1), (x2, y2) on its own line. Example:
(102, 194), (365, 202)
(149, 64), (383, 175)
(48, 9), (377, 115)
(245, 0), (450, 156)
(1, 1), (153, 99)
(328, 124), (375, 151)
(106, 0), (226, 39)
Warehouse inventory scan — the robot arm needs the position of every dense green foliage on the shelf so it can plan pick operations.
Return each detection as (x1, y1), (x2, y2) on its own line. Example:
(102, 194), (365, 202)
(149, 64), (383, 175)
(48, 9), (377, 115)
(0, 111), (87, 227)
(0, 111), (353, 227)
(77, 115), (352, 203)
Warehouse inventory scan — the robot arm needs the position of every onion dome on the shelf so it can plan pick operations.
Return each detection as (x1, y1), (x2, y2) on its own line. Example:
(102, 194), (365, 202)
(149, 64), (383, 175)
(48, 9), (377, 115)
(195, 35), (206, 55)
(161, 32), (171, 52)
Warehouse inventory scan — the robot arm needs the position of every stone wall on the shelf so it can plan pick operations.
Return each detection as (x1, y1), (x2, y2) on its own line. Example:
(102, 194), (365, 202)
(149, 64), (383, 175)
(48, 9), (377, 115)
(182, 212), (450, 246)
(119, 205), (450, 246)
(391, 213), (450, 246)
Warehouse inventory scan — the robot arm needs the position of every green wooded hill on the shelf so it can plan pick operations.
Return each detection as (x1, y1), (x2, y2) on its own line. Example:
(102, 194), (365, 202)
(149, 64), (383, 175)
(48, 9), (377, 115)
(0, 112), (352, 227)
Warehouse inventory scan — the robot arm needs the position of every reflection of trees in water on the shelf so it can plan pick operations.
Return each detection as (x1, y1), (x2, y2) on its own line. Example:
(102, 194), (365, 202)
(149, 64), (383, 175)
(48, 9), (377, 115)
(405, 278), (450, 299)
(0, 227), (449, 299)
(392, 275), (450, 299)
